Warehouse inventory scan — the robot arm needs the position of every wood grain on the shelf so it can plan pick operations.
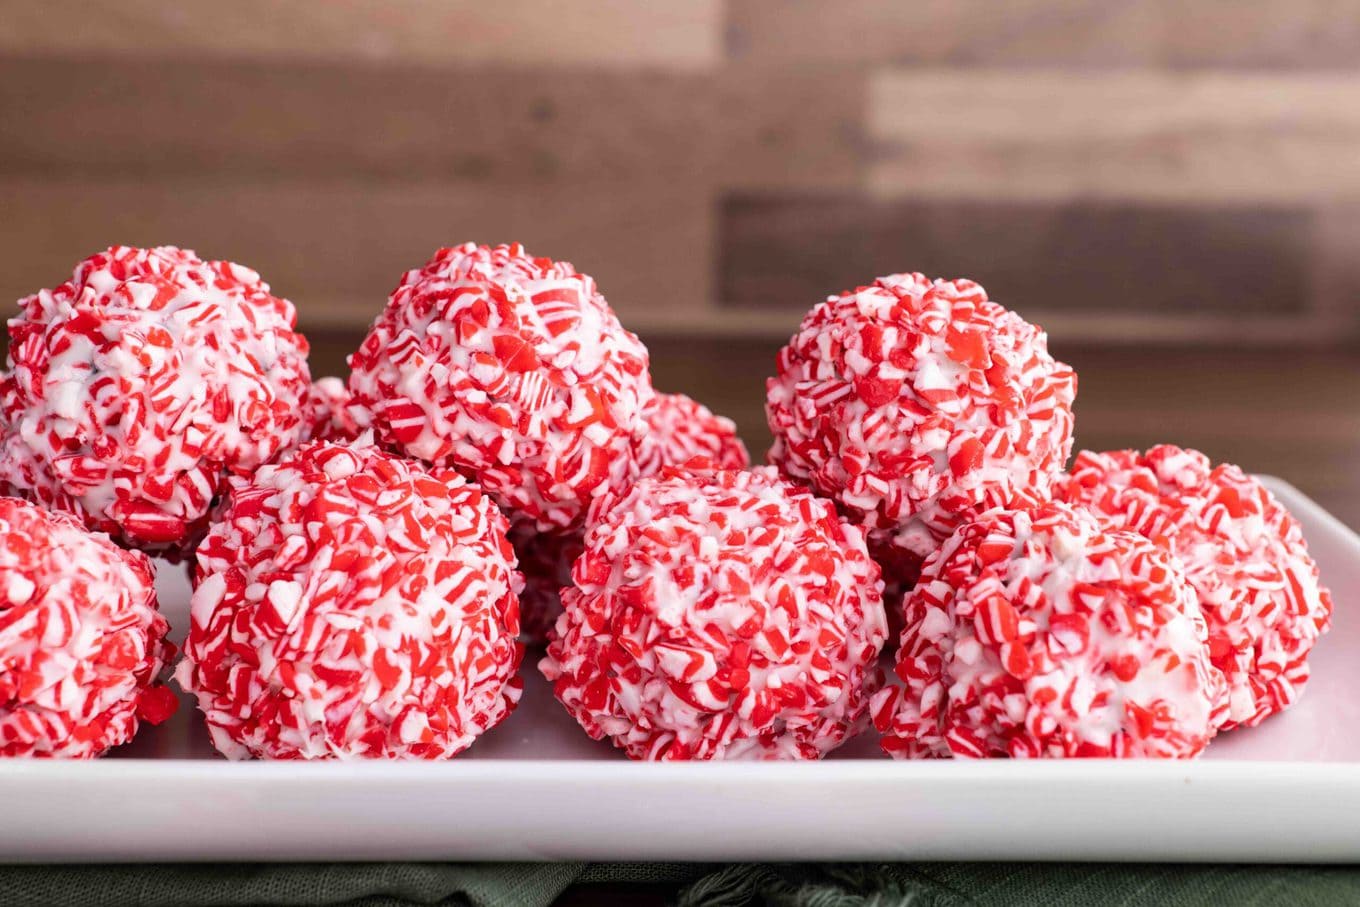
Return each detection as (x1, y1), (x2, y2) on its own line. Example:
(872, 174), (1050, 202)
(719, 194), (1314, 320)
(0, 178), (712, 331)
(1315, 206), (1360, 318)
(709, 65), (868, 190)
(0, 57), (864, 189)
(1, 0), (1357, 343)
(0, 0), (722, 69)
(728, 0), (1360, 69)
(869, 71), (1360, 203)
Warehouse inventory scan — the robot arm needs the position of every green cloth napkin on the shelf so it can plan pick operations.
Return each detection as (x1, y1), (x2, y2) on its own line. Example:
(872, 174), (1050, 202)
(3, 862), (1359, 907)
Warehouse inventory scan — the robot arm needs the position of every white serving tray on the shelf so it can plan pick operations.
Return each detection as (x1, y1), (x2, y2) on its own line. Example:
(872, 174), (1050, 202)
(3, 477), (1358, 863)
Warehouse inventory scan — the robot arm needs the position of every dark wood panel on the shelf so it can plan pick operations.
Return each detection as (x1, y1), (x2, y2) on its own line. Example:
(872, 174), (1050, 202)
(728, 0), (1360, 69)
(711, 64), (867, 190)
(0, 178), (712, 330)
(1316, 206), (1360, 318)
(0, 57), (863, 189)
(718, 195), (1314, 318)
(0, 58), (706, 182)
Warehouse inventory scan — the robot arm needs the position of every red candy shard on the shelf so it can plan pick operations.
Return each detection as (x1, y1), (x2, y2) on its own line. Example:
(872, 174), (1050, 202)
(540, 466), (887, 761)
(0, 497), (173, 757)
(872, 501), (1227, 759)
(765, 273), (1076, 594)
(348, 242), (654, 533)
(0, 246), (312, 559)
(1057, 445), (1334, 729)
(135, 684), (180, 726)
(175, 440), (524, 760)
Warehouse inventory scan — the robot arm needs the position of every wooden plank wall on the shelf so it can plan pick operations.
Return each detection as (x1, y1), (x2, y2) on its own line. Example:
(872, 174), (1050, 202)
(1, 1), (1357, 343)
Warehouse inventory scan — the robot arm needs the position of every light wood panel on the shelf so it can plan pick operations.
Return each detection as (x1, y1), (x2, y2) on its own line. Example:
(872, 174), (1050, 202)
(728, 0), (1360, 69)
(0, 0), (722, 69)
(868, 71), (1360, 203)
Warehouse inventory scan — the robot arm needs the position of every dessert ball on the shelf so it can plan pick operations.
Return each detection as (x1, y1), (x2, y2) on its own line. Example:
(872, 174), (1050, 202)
(176, 441), (523, 760)
(298, 377), (367, 444)
(766, 273), (1076, 588)
(541, 466), (888, 760)
(0, 246), (312, 558)
(1057, 445), (1333, 729)
(515, 392), (750, 644)
(872, 502), (1227, 759)
(636, 392), (750, 477)
(0, 496), (175, 757)
(349, 242), (653, 533)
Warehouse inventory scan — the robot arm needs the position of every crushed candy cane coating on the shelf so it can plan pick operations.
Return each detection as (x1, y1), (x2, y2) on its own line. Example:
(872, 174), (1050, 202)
(766, 273), (1076, 586)
(349, 242), (654, 533)
(1057, 445), (1333, 730)
(176, 441), (524, 760)
(541, 466), (888, 760)
(636, 392), (750, 478)
(516, 393), (750, 644)
(0, 246), (312, 559)
(872, 502), (1227, 759)
(0, 496), (174, 757)
(298, 377), (369, 445)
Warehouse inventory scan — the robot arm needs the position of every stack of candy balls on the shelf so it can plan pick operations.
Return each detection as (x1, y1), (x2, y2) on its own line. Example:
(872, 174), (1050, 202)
(0, 242), (1333, 762)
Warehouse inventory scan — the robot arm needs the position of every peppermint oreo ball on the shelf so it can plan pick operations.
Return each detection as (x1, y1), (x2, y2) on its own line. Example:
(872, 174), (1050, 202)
(0, 246), (312, 558)
(0, 497), (175, 757)
(298, 377), (367, 445)
(348, 242), (653, 533)
(636, 392), (750, 477)
(1057, 445), (1333, 729)
(515, 392), (749, 643)
(872, 502), (1227, 759)
(176, 441), (523, 760)
(766, 273), (1076, 589)
(541, 466), (887, 760)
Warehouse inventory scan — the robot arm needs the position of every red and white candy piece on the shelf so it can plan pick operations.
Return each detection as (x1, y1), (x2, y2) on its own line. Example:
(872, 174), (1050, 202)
(0, 246), (312, 559)
(176, 441), (524, 760)
(349, 242), (654, 533)
(516, 392), (750, 643)
(766, 273), (1076, 589)
(1057, 445), (1333, 730)
(0, 496), (175, 757)
(872, 502), (1227, 759)
(541, 465), (887, 760)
